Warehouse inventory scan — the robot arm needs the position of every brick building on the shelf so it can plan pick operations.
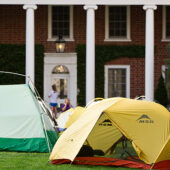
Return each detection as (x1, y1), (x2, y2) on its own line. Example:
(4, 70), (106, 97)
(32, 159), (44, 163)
(0, 1), (169, 107)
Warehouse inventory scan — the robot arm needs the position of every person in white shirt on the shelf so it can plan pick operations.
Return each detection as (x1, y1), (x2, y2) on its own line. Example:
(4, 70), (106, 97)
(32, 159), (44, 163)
(48, 84), (58, 118)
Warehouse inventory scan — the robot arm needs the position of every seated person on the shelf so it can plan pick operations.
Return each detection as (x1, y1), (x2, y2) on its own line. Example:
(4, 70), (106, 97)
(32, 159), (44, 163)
(61, 98), (72, 112)
(77, 145), (104, 157)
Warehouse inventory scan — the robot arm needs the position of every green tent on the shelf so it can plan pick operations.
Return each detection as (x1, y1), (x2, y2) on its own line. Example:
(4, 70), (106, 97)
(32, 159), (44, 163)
(0, 84), (58, 152)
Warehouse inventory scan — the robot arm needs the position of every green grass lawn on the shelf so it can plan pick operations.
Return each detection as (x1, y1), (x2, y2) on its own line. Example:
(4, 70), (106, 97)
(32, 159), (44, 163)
(0, 140), (140, 170)
(0, 152), (140, 170)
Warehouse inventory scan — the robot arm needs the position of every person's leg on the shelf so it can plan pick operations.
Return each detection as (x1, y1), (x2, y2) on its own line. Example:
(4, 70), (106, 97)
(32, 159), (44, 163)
(54, 106), (58, 118)
(50, 105), (54, 117)
(51, 106), (55, 118)
(50, 106), (52, 110)
(49, 103), (53, 113)
(50, 103), (57, 118)
(53, 106), (58, 118)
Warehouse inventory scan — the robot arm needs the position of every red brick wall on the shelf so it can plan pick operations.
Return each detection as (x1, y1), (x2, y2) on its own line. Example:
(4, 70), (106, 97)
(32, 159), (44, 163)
(0, 5), (169, 98)
(0, 5), (25, 44)
(105, 57), (145, 98)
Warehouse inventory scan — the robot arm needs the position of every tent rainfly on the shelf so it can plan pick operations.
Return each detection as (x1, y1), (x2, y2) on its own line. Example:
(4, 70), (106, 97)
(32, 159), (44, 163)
(0, 84), (58, 152)
(57, 106), (85, 130)
(50, 98), (170, 169)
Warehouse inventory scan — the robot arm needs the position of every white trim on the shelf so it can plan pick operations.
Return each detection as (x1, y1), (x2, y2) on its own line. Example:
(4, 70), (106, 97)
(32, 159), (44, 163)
(23, 4), (37, 9)
(127, 6), (131, 40)
(105, 6), (109, 40)
(162, 6), (170, 41)
(48, 5), (52, 40)
(47, 5), (74, 42)
(161, 39), (170, 42)
(44, 53), (77, 107)
(1, 0), (169, 5)
(104, 65), (130, 98)
(143, 5), (157, 10)
(84, 5), (98, 10)
(70, 5), (74, 40)
(162, 6), (167, 41)
(105, 6), (131, 42)
(104, 38), (132, 42)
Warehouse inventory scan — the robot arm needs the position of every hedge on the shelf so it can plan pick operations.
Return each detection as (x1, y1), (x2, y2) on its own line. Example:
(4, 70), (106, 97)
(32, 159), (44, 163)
(0, 44), (44, 97)
(154, 75), (168, 106)
(76, 44), (145, 106)
(0, 44), (145, 105)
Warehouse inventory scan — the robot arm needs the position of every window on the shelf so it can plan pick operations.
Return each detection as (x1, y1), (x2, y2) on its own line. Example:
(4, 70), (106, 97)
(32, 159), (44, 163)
(105, 6), (131, 41)
(52, 65), (69, 99)
(53, 78), (68, 99)
(48, 6), (74, 41)
(105, 65), (130, 98)
(52, 65), (69, 74)
(162, 6), (170, 41)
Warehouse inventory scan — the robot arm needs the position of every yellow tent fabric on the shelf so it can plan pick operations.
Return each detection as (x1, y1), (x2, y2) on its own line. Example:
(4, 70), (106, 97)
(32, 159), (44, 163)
(65, 107), (85, 128)
(86, 113), (123, 155)
(104, 99), (170, 164)
(58, 104), (122, 155)
(152, 133), (170, 165)
(56, 107), (85, 129)
(50, 98), (170, 165)
(50, 98), (117, 161)
(58, 104), (121, 154)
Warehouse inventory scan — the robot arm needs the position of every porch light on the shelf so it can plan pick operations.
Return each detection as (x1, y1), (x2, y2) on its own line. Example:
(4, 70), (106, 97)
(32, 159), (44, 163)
(55, 35), (65, 53)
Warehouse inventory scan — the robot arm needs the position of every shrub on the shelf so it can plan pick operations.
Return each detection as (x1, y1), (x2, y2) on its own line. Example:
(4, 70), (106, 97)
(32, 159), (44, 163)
(0, 44), (44, 97)
(154, 75), (168, 107)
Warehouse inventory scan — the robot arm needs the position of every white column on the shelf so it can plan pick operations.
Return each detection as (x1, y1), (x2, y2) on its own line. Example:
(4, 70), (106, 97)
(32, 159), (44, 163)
(23, 4), (37, 84)
(84, 5), (98, 105)
(143, 5), (157, 101)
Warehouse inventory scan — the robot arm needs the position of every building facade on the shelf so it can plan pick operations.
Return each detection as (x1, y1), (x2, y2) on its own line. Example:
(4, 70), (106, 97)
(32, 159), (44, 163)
(0, 1), (169, 106)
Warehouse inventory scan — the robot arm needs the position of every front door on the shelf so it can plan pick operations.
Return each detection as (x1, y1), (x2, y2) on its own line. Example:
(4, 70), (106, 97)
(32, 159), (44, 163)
(51, 74), (70, 109)
(44, 55), (77, 108)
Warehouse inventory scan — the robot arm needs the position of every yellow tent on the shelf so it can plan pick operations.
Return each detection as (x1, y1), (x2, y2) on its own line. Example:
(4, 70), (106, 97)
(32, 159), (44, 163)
(57, 98), (103, 130)
(50, 97), (170, 167)
(86, 113), (122, 155)
(64, 107), (86, 128)
(56, 107), (85, 129)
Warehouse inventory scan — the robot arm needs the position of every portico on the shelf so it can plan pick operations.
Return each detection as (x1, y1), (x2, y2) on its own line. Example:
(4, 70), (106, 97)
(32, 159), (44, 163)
(1, 0), (169, 104)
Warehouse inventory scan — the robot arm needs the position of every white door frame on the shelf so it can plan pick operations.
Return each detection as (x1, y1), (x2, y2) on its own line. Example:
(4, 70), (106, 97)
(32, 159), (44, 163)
(104, 65), (130, 98)
(44, 53), (77, 107)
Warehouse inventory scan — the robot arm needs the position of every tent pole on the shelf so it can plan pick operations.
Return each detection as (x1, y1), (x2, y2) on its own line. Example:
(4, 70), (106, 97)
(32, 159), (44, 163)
(28, 79), (52, 153)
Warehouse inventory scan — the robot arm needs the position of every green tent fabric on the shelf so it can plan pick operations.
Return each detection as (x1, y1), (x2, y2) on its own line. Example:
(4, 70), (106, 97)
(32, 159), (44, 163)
(0, 84), (58, 152)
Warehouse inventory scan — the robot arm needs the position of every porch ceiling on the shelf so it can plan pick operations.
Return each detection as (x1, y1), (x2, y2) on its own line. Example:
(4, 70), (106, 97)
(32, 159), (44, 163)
(1, 0), (170, 5)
